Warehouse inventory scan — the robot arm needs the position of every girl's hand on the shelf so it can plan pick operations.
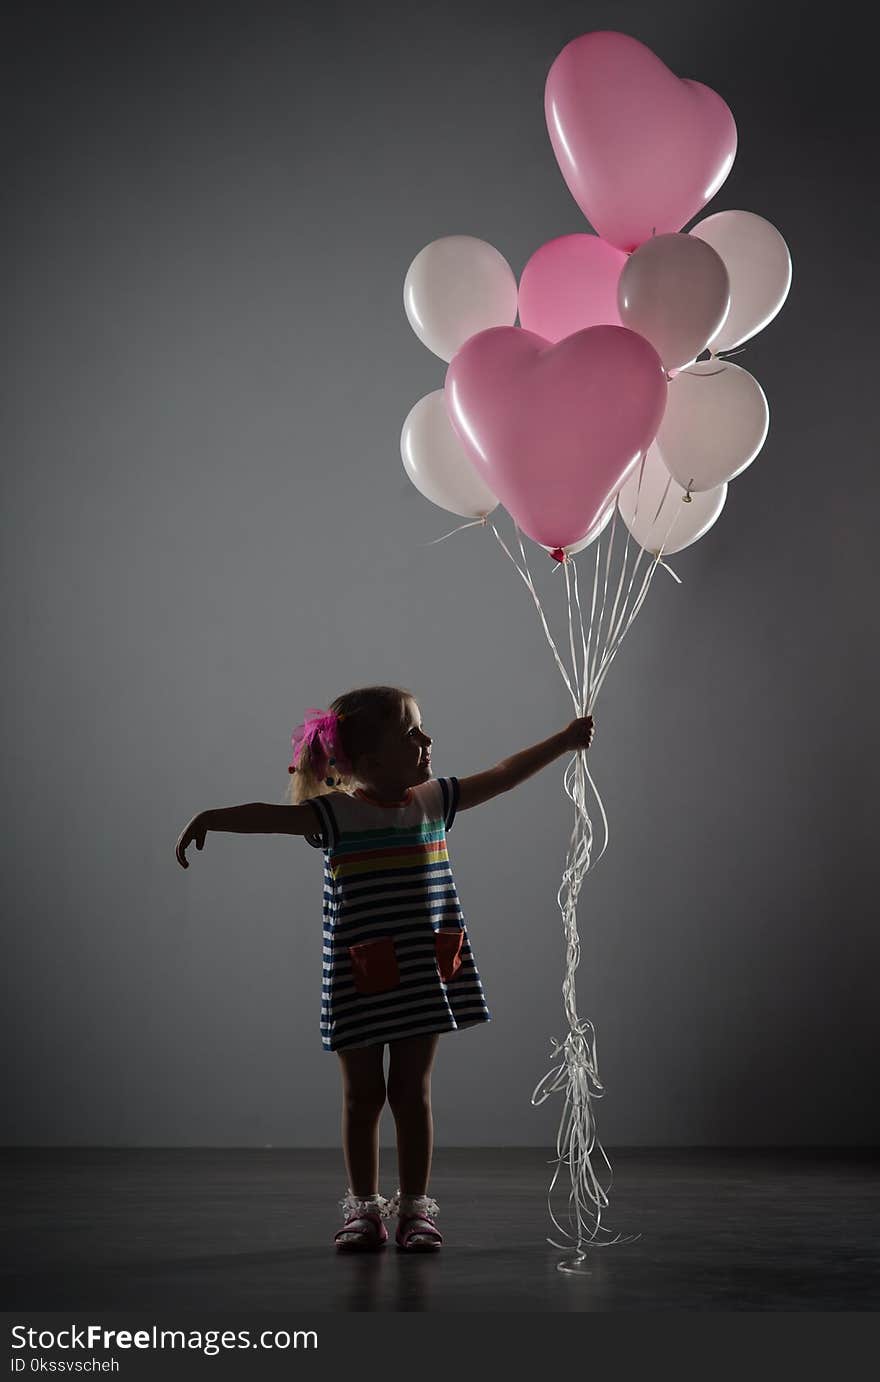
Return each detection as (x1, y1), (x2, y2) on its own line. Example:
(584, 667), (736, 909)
(175, 812), (209, 869)
(563, 716), (594, 753)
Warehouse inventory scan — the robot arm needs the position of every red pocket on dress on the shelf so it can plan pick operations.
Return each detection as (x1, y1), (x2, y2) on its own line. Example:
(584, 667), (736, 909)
(435, 927), (464, 982)
(348, 936), (400, 995)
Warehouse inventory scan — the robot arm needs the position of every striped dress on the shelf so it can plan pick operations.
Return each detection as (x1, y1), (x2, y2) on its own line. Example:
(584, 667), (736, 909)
(303, 776), (491, 1052)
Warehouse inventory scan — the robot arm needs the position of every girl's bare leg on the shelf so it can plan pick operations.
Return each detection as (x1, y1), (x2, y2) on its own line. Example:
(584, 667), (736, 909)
(336, 1044), (387, 1196)
(386, 1033), (440, 1196)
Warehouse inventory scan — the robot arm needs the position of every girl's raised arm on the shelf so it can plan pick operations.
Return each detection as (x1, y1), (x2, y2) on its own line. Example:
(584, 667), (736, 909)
(175, 803), (322, 868)
(457, 717), (593, 812)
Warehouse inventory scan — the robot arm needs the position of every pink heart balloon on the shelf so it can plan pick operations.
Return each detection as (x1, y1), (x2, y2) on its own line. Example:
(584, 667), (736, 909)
(545, 31), (737, 252)
(518, 234), (627, 342)
(445, 325), (668, 549)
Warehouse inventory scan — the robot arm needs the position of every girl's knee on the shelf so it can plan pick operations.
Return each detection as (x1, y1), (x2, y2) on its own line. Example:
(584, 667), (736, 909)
(386, 1034), (439, 1112)
(387, 1080), (431, 1116)
(343, 1084), (387, 1121)
(338, 1045), (387, 1118)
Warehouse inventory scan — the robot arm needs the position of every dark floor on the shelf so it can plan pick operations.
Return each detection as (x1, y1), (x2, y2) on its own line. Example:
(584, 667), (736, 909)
(2, 1147), (878, 1311)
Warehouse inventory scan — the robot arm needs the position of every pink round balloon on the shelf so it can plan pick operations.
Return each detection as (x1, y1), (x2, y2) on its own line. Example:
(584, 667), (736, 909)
(545, 31), (737, 252)
(445, 325), (668, 549)
(518, 234), (627, 342)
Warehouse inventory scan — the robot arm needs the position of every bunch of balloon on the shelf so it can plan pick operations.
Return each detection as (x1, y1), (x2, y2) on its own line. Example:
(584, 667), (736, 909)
(400, 31), (791, 1271)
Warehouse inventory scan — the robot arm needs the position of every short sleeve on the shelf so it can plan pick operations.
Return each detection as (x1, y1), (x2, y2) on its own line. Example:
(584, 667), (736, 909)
(436, 776), (460, 833)
(302, 795), (340, 850)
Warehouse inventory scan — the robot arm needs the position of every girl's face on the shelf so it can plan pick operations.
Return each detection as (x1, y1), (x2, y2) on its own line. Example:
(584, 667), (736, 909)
(379, 698), (433, 786)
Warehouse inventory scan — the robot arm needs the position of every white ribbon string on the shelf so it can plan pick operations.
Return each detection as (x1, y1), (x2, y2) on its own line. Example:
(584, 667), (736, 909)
(592, 500), (683, 701)
(569, 557), (591, 717)
(424, 516), (488, 546)
(488, 499), (684, 1260)
(583, 542), (602, 704)
(489, 522), (577, 706)
(563, 560), (583, 713)
(659, 559), (682, 583)
(588, 507), (619, 698)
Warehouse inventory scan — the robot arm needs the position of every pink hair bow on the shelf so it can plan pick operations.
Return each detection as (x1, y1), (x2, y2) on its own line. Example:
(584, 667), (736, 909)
(289, 708), (352, 779)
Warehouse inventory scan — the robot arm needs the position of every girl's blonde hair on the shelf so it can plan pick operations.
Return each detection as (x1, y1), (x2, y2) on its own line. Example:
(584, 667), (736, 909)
(284, 685), (415, 805)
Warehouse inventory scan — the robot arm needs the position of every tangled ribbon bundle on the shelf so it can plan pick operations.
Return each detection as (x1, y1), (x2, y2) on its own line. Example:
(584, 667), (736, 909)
(289, 709), (352, 780)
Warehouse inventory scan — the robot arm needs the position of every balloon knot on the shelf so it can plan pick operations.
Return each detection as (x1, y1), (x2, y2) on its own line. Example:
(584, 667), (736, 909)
(549, 547), (567, 564)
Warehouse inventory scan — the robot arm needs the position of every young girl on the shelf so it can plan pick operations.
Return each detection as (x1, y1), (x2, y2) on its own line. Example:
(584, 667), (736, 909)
(175, 684), (593, 1253)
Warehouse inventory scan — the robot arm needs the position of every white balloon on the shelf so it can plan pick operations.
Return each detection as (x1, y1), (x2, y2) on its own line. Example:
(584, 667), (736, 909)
(617, 444), (727, 555)
(690, 210), (792, 353)
(541, 501), (615, 556)
(403, 236), (519, 363)
(656, 360), (769, 492)
(617, 233), (730, 372)
(401, 390), (499, 519)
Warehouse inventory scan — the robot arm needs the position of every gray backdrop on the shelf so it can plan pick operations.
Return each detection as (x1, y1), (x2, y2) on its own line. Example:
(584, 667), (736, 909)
(3, 0), (877, 1147)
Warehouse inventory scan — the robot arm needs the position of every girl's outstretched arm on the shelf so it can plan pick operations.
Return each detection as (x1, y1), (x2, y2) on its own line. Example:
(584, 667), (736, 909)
(457, 716), (594, 812)
(175, 803), (322, 868)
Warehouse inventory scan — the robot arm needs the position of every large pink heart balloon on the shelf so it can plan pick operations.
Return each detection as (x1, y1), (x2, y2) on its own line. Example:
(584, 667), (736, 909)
(445, 325), (668, 548)
(545, 31), (737, 252)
